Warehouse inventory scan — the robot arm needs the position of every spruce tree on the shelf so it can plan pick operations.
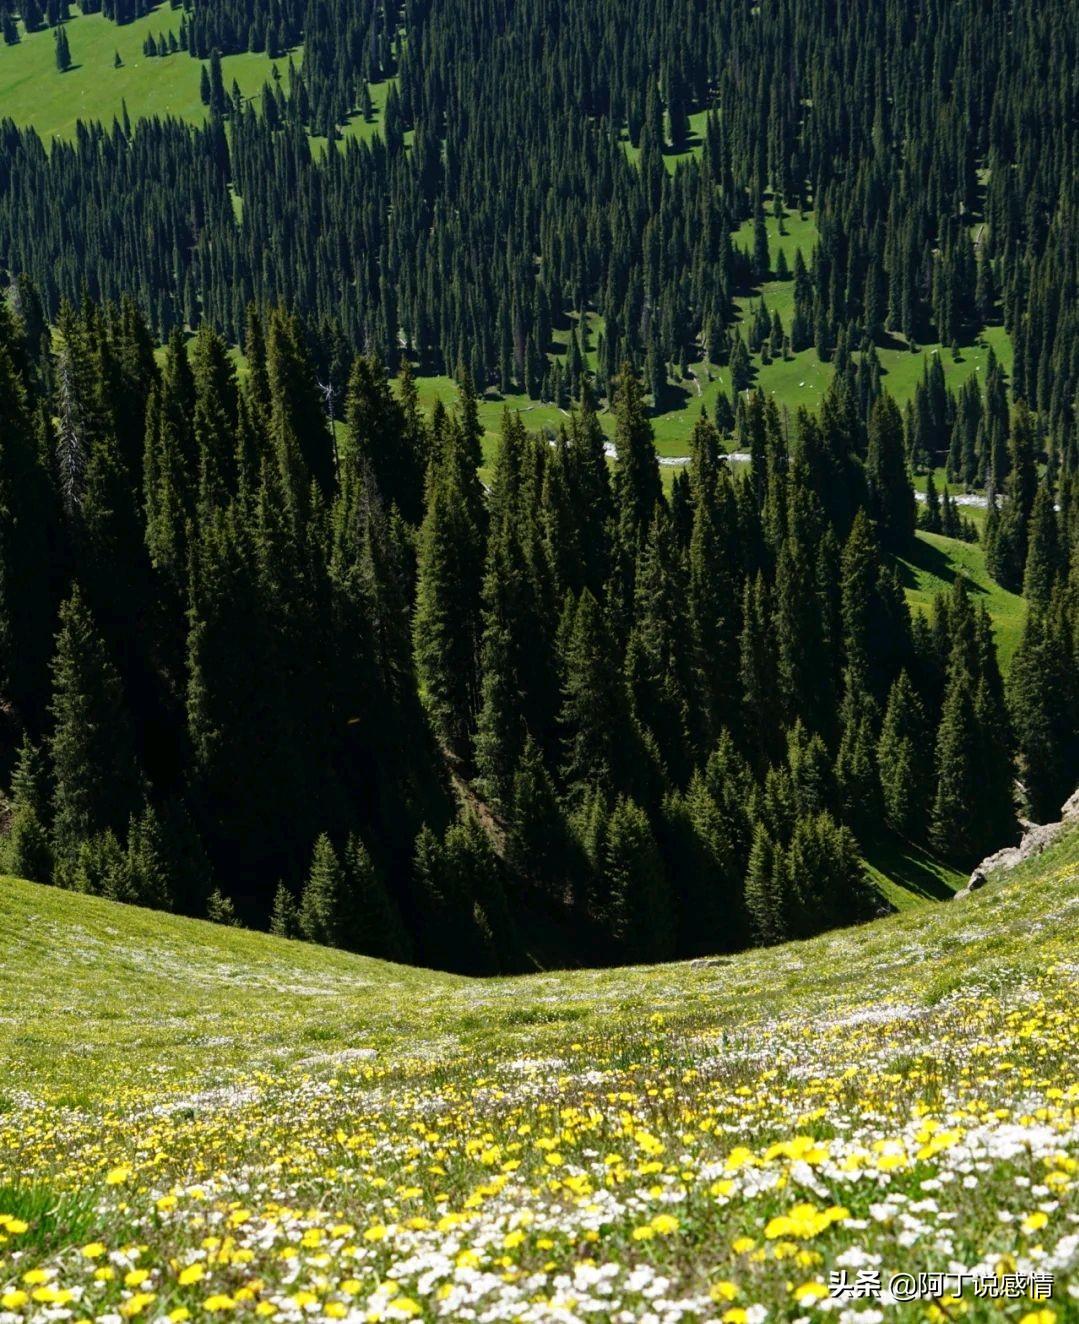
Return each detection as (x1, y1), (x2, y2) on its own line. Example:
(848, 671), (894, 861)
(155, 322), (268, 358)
(411, 822), (490, 973)
(562, 387), (612, 596)
(785, 812), (869, 937)
(1007, 607), (1076, 823)
(54, 22), (70, 70)
(560, 590), (638, 798)
(207, 48), (226, 114)
(921, 471), (942, 533)
(687, 446), (740, 739)
(49, 587), (142, 867)
(678, 739), (753, 952)
(70, 829), (126, 899)
(866, 393), (914, 549)
(930, 669), (983, 860)
(744, 821), (785, 946)
(474, 416), (557, 806)
(1022, 486), (1061, 611)
(7, 736), (52, 884)
(986, 501), (1025, 591)
(345, 833), (410, 961)
(445, 815), (516, 971)
(269, 881), (300, 938)
(612, 367), (661, 557)
(206, 886), (241, 926)
(507, 735), (569, 897)
(0, 325), (55, 726)
(774, 523), (833, 736)
(266, 308), (334, 507)
(413, 466), (483, 760)
(739, 573), (780, 766)
(123, 803), (176, 911)
(345, 354), (422, 523)
(840, 510), (910, 702)
(877, 671), (932, 839)
(786, 721), (836, 818)
(602, 797), (674, 962)
(299, 833), (349, 947)
(624, 512), (698, 784)
(834, 674), (881, 832)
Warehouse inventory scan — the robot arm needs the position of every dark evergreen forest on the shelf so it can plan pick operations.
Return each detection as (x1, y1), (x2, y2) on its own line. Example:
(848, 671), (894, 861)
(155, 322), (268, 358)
(0, 0), (1075, 439)
(0, 0), (1076, 970)
(2, 294), (1077, 968)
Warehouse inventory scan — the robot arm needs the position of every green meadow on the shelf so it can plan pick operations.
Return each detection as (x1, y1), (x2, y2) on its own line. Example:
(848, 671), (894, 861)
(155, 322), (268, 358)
(0, 824), (1075, 1317)
(899, 530), (1026, 671)
(0, 4), (290, 140)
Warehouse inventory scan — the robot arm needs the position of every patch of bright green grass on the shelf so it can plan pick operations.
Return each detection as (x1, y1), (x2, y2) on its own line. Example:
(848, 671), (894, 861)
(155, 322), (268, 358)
(0, 874), (461, 1098)
(724, 319), (1014, 434)
(0, 1183), (101, 1260)
(732, 203), (819, 271)
(621, 108), (711, 173)
(899, 529), (1026, 671)
(862, 830), (966, 912)
(309, 78), (397, 156)
(0, 4), (292, 141)
(413, 375), (572, 441)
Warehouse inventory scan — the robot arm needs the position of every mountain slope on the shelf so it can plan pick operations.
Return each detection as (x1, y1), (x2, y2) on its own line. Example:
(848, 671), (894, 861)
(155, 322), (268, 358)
(1, 828), (1077, 1320)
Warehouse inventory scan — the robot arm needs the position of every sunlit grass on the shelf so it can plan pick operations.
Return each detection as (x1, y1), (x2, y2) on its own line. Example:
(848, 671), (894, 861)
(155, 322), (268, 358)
(899, 530), (1026, 671)
(0, 4), (292, 140)
(0, 824), (1076, 1319)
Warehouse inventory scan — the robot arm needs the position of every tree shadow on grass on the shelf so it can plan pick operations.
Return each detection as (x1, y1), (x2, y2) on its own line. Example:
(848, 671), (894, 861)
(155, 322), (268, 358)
(873, 330), (910, 355)
(864, 829), (962, 902)
(896, 534), (987, 597)
(661, 129), (703, 164)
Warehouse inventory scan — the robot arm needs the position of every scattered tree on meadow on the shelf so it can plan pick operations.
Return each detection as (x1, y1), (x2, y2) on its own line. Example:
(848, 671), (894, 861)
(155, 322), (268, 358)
(53, 22), (70, 70)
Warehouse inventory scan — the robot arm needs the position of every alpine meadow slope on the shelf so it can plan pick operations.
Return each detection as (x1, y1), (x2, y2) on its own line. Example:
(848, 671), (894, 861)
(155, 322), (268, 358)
(1, 822), (1077, 1320)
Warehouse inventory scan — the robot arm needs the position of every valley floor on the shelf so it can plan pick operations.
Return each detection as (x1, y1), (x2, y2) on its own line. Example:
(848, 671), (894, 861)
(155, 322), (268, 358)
(1, 827), (1077, 1321)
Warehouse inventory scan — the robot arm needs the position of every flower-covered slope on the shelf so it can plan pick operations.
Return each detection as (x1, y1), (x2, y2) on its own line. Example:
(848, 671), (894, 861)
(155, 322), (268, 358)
(1, 830), (1077, 1323)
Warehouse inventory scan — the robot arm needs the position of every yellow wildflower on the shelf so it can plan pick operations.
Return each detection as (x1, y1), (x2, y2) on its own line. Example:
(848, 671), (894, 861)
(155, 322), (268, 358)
(120, 1292), (155, 1317)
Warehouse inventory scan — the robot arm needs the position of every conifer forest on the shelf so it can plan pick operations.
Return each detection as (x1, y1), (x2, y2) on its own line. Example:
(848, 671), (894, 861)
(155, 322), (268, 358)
(0, 0), (1077, 972)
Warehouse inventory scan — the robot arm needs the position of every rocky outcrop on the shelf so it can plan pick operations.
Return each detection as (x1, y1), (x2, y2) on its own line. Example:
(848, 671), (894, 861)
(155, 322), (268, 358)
(954, 788), (1079, 897)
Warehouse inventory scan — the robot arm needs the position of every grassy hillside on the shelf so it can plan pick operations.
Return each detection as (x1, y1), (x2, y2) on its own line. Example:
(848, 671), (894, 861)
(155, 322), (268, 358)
(0, 5), (289, 140)
(900, 530), (1026, 671)
(1, 825), (1076, 1320)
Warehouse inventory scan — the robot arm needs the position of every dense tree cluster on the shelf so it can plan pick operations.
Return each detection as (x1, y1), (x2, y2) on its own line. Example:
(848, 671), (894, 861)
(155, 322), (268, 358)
(0, 0), (1074, 459)
(3, 286), (1075, 970)
(0, 0), (1077, 968)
